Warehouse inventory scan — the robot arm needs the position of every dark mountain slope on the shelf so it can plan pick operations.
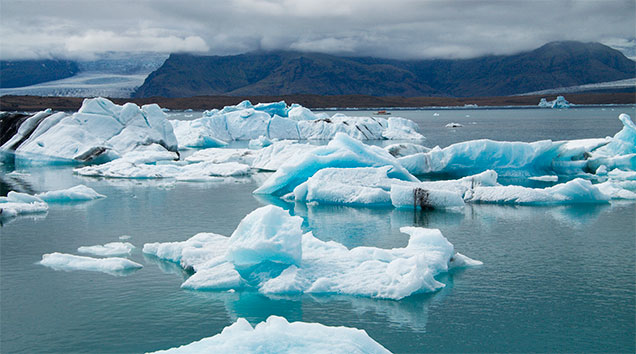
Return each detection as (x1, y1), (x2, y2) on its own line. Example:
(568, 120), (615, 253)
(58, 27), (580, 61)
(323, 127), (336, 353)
(0, 60), (79, 88)
(134, 41), (635, 98)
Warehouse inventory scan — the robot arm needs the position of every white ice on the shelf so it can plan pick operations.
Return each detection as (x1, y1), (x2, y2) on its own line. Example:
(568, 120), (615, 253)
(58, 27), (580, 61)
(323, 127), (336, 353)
(3, 97), (178, 165)
(538, 95), (571, 108)
(39, 252), (142, 275)
(77, 242), (135, 256)
(148, 316), (391, 354)
(36, 185), (105, 202)
(0, 191), (48, 218)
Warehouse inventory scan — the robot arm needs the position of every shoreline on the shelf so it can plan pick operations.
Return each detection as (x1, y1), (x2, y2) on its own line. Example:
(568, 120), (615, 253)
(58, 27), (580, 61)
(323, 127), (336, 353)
(0, 92), (634, 111)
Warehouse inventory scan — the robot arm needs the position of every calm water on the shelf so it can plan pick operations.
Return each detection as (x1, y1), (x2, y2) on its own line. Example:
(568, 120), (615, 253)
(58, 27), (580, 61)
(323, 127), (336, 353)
(1, 107), (635, 353)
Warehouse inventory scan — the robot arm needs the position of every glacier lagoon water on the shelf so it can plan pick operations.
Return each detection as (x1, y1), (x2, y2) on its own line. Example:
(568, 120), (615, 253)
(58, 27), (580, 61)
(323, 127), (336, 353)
(1, 107), (635, 353)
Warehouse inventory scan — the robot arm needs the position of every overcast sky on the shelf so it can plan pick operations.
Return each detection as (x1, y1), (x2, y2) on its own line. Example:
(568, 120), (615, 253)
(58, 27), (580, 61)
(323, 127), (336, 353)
(1, 0), (634, 61)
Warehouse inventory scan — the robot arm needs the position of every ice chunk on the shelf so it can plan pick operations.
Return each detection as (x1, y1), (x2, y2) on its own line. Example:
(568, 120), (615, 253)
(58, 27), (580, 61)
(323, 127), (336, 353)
(143, 233), (230, 272)
(39, 252), (142, 275)
(255, 133), (418, 195)
(3, 98), (178, 165)
(466, 178), (610, 204)
(539, 96), (571, 108)
(445, 122), (463, 128)
(227, 205), (303, 267)
(385, 142), (430, 157)
(0, 191), (48, 218)
(528, 175), (559, 182)
(148, 206), (480, 300)
(148, 316), (391, 354)
(75, 158), (251, 179)
(36, 185), (105, 202)
(185, 147), (255, 165)
(248, 135), (273, 149)
(390, 185), (465, 209)
(77, 242), (135, 256)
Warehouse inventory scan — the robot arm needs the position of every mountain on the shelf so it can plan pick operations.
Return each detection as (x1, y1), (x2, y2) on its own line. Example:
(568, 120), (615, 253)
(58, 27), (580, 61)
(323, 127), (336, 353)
(0, 59), (79, 88)
(134, 41), (635, 98)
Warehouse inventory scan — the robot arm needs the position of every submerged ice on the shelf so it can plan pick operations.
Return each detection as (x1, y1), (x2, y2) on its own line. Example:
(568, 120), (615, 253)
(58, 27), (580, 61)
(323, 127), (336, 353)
(144, 205), (481, 300)
(149, 315), (391, 354)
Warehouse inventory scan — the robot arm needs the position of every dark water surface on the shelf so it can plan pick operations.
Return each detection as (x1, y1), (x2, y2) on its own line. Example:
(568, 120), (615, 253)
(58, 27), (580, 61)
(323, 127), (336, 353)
(1, 107), (635, 353)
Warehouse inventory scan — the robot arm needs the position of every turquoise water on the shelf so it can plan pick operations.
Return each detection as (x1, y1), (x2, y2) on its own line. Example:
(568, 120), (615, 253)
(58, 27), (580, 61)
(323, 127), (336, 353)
(1, 107), (635, 353)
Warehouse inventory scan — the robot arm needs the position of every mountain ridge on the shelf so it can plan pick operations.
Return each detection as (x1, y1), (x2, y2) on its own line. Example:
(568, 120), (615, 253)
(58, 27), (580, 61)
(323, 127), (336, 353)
(134, 41), (636, 98)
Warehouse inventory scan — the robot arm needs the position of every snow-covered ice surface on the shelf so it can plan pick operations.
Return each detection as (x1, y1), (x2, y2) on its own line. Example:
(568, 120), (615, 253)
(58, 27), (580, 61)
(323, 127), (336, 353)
(39, 253), (142, 276)
(149, 316), (391, 354)
(1, 97), (178, 165)
(144, 205), (481, 300)
(77, 242), (135, 257)
(170, 100), (424, 147)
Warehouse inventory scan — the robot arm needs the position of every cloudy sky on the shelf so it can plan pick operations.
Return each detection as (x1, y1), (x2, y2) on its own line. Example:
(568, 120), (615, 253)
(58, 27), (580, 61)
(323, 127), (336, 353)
(1, 0), (634, 60)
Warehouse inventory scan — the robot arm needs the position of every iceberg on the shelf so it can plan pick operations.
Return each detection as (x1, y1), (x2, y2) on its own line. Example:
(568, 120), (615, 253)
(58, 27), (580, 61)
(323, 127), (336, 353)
(36, 184), (105, 202)
(255, 133), (418, 196)
(538, 96), (571, 108)
(466, 178), (610, 204)
(169, 100), (424, 146)
(148, 316), (391, 354)
(77, 242), (135, 257)
(1, 97), (179, 165)
(39, 252), (143, 275)
(397, 113), (636, 178)
(144, 205), (481, 300)
(74, 158), (251, 179)
(0, 191), (48, 218)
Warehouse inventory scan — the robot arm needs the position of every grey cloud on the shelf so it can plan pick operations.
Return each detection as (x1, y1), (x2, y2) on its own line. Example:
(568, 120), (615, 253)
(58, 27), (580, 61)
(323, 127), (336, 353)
(0, 0), (634, 60)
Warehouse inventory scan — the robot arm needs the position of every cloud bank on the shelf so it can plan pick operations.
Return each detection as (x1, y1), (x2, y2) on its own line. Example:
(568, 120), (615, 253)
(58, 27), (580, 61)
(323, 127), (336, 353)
(1, 0), (634, 60)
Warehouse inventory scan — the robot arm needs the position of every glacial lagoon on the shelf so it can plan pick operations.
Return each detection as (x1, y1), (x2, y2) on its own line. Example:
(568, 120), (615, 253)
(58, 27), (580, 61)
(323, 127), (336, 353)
(1, 106), (635, 353)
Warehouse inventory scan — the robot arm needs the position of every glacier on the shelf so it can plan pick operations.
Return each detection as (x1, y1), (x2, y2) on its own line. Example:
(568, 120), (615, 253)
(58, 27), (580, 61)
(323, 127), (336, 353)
(39, 253), (143, 275)
(1, 97), (179, 165)
(149, 316), (391, 354)
(169, 100), (424, 147)
(144, 205), (481, 300)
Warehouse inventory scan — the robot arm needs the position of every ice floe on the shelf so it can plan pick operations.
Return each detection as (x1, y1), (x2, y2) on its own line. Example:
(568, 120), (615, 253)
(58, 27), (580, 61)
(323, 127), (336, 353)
(1, 185), (104, 219)
(77, 242), (135, 256)
(149, 316), (390, 354)
(39, 253), (142, 275)
(169, 100), (424, 147)
(36, 184), (105, 202)
(1, 97), (178, 165)
(144, 205), (481, 300)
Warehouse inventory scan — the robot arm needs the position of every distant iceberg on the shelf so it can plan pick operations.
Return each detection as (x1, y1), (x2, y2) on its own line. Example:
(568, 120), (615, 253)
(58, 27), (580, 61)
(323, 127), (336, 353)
(144, 205), (481, 300)
(149, 316), (391, 354)
(1, 97), (178, 165)
(538, 95), (571, 108)
(39, 252), (142, 275)
(170, 100), (424, 148)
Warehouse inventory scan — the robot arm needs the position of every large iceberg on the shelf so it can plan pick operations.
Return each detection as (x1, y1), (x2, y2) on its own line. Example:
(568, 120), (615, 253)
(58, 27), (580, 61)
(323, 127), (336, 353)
(1, 97), (179, 165)
(255, 133), (418, 195)
(397, 113), (635, 178)
(169, 100), (424, 147)
(149, 316), (391, 354)
(39, 252), (143, 275)
(144, 205), (481, 300)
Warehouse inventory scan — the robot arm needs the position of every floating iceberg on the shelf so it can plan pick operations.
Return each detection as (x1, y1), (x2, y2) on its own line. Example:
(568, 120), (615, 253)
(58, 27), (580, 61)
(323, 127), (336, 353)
(39, 252), (142, 275)
(36, 184), (105, 202)
(255, 133), (418, 196)
(144, 206), (481, 300)
(149, 316), (391, 354)
(1, 97), (179, 165)
(466, 178), (610, 204)
(169, 100), (424, 147)
(398, 113), (635, 178)
(0, 191), (48, 218)
(77, 242), (135, 257)
(538, 96), (571, 108)
(445, 122), (463, 128)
